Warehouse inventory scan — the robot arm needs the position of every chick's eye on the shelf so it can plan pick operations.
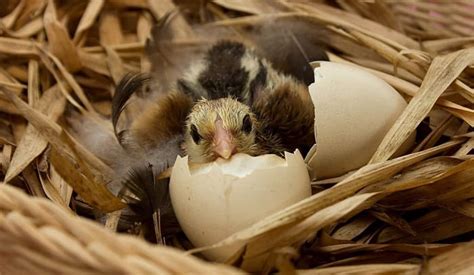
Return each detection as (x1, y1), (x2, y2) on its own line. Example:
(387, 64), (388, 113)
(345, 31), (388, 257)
(190, 124), (201, 143)
(242, 114), (252, 133)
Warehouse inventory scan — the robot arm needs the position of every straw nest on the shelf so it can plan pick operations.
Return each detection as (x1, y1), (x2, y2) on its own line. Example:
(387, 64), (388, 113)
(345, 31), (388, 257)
(0, 0), (474, 274)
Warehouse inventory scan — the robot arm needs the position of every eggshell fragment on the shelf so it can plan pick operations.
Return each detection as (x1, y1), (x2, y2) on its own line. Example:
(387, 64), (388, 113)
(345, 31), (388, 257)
(306, 61), (415, 179)
(170, 151), (311, 262)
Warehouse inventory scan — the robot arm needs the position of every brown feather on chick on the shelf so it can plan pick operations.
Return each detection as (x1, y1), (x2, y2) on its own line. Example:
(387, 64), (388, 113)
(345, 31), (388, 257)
(128, 91), (193, 151)
(253, 81), (316, 156)
(111, 72), (193, 158)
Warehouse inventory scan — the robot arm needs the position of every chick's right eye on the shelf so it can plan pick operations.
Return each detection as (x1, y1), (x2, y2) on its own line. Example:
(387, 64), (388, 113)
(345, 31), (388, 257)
(190, 124), (201, 143)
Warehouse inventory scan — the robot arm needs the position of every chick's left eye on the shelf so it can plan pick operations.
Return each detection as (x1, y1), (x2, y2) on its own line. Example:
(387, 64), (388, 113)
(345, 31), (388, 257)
(190, 124), (201, 143)
(242, 114), (252, 133)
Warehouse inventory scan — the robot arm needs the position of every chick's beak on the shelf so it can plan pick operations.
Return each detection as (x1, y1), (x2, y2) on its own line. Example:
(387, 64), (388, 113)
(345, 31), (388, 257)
(213, 119), (236, 159)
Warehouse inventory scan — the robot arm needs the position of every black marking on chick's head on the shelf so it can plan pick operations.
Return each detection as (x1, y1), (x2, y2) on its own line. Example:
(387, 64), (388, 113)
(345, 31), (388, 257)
(198, 41), (249, 102)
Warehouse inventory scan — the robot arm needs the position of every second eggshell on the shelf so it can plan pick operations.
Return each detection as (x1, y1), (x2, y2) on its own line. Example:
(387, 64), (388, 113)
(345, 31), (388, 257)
(306, 61), (415, 179)
(170, 151), (311, 263)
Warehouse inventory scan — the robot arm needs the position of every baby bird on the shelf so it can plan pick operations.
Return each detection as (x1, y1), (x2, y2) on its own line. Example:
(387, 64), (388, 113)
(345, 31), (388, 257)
(184, 98), (260, 163)
(114, 40), (318, 164)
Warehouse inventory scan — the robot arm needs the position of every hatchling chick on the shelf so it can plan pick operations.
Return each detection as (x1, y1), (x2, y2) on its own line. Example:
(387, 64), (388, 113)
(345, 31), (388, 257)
(115, 40), (317, 164)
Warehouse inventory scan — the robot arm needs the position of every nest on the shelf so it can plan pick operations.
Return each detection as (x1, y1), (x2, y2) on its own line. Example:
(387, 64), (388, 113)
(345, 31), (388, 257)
(1, 0), (474, 273)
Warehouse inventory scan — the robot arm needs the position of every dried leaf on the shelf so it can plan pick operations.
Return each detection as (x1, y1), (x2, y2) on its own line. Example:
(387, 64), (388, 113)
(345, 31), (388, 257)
(15, 0), (47, 28)
(49, 164), (73, 206)
(213, 0), (290, 14)
(21, 164), (46, 198)
(426, 241), (474, 275)
(455, 137), (474, 156)
(0, 86), (124, 212)
(38, 165), (74, 214)
(370, 48), (474, 163)
(43, 0), (82, 72)
(78, 51), (110, 76)
(369, 209), (416, 236)
(0, 37), (36, 56)
(0, 0), (26, 29)
(104, 46), (125, 84)
(99, 10), (123, 46)
(48, 146), (121, 212)
(4, 85), (65, 183)
(0, 98), (21, 115)
(297, 264), (420, 275)
(37, 46), (95, 113)
(0, 120), (14, 146)
(1, 144), (13, 173)
(3, 17), (43, 38)
(378, 209), (474, 244)
(27, 59), (39, 107)
(73, 0), (105, 44)
(317, 243), (455, 256)
(107, 0), (148, 8)
(440, 200), (474, 219)
(332, 215), (376, 241)
(423, 37), (474, 54)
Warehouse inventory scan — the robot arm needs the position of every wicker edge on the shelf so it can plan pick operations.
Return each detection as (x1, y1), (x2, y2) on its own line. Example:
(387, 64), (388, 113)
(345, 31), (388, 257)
(0, 184), (243, 274)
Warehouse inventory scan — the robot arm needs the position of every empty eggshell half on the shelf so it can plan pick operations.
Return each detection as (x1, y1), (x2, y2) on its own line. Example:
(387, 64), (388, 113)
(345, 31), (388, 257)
(306, 61), (415, 179)
(170, 151), (311, 262)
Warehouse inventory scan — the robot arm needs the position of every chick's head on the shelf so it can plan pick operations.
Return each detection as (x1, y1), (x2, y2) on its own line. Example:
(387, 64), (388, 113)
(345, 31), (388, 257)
(184, 97), (259, 163)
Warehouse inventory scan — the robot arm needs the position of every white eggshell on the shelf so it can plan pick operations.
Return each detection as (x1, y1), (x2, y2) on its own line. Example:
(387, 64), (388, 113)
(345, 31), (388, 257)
(306, 61), (415, 179)
(170, 151), (311, 262)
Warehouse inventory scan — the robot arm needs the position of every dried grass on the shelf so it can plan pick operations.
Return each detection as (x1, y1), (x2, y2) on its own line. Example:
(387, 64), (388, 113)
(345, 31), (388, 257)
(0, 0), (473, 273)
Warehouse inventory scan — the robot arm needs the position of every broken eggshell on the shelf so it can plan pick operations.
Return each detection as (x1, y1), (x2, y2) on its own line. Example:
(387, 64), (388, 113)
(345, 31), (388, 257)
(306, 61), (415, 179)
(169, 151), (311, 262)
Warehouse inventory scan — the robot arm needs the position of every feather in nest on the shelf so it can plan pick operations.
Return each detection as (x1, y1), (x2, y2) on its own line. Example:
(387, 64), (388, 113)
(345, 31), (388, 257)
(119, 164), (180, 243)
